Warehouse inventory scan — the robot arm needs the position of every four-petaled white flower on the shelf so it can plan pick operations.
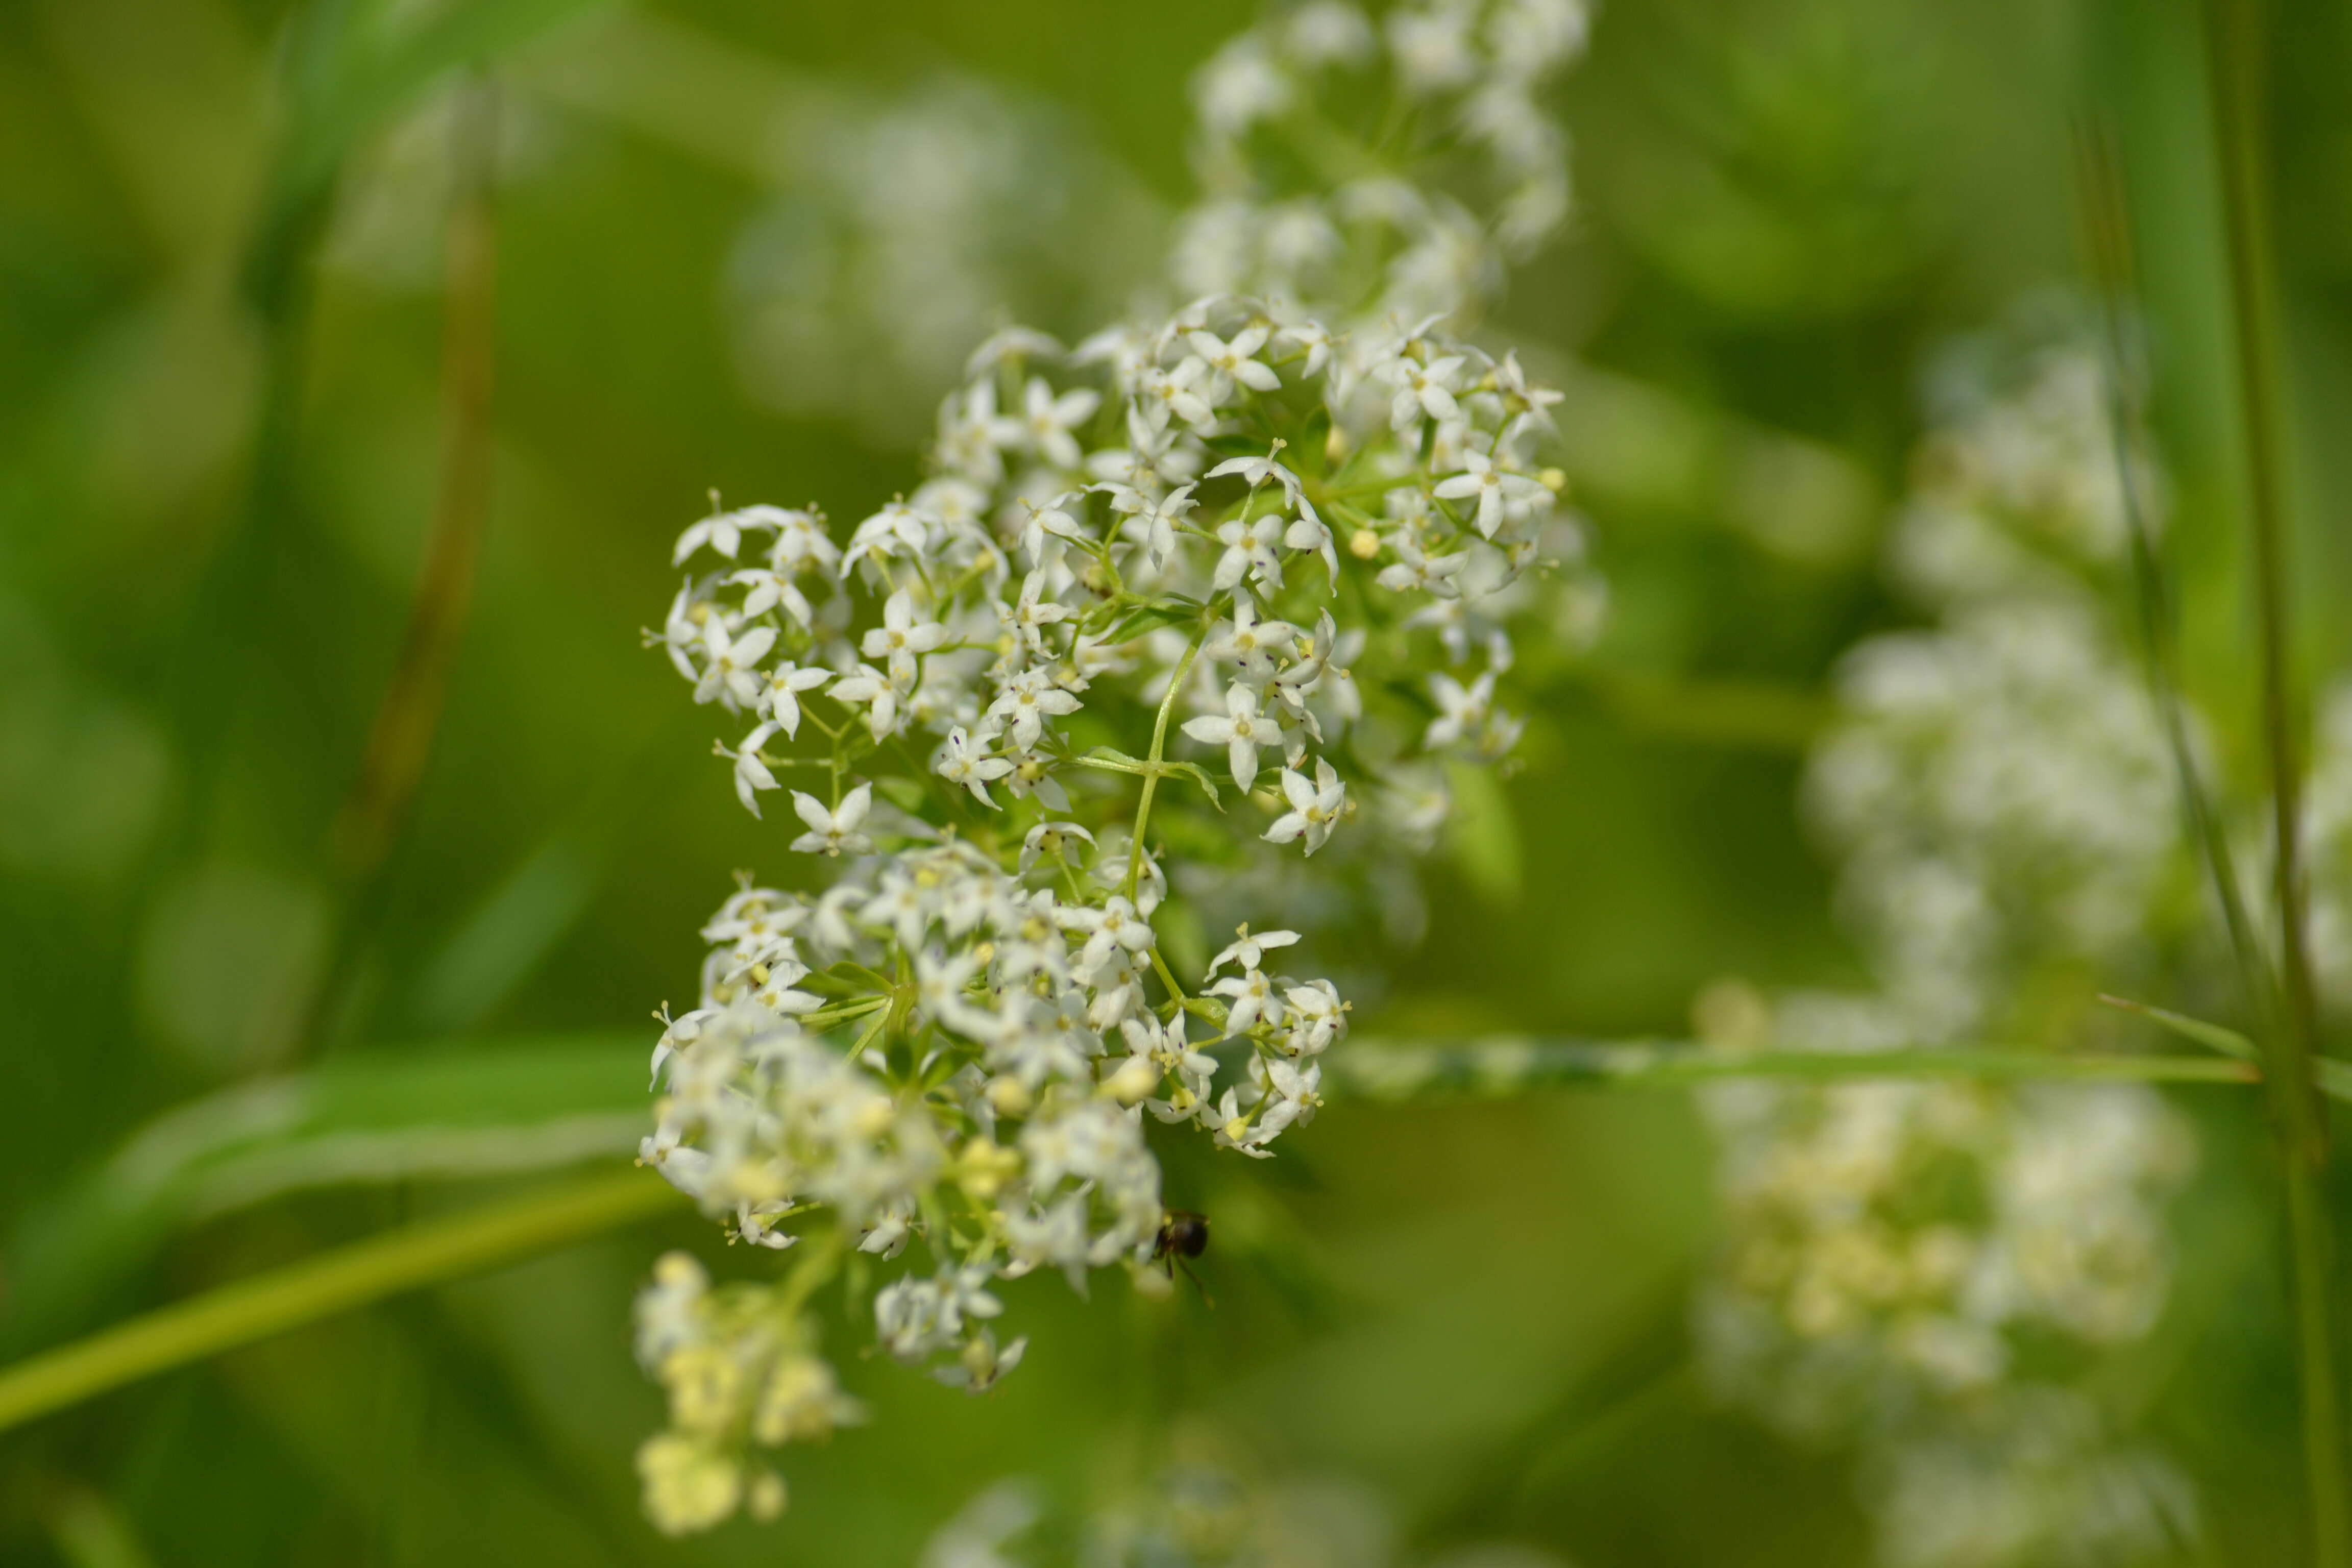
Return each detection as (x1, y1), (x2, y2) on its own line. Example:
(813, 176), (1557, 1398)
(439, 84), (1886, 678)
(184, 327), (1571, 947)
(1183, 681), (1275, 789)
(1186, 325), (1283, 398)
(761, 662), (831, 739)
(1425, 670), (1497, 750)
(861, 589), (947, 684)
(1211, 514), (1287, 596)
(829, 663), (905, 740)
(788, 785), (873, 857)
(936, 726), (1013, 806)
(1435, 450), (1551, 539)
(987, 668), (1084, 751)
(1386, 352), (1466, 431)
(695, 620), (774, 710)
(1015, 377), (1102, 471)
(1264, 760), (1346, 854)
(1203, 601), (1299, 677)
(1209, 924), (1300, 976)
(1375, 534), (1469, 597)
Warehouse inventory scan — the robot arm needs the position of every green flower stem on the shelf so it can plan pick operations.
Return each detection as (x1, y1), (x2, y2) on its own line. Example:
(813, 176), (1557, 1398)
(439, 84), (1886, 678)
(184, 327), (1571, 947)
(2201, 0), (2348, 1558)
(1125, 629), (1209, 902)
(0, 1167), (679, 1437)
(1327, 1039), (2260, 1102)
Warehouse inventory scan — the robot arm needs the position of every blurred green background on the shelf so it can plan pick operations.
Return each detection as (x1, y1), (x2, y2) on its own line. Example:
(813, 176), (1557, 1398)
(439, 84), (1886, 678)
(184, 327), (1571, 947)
(6, 0), (2352, 1562)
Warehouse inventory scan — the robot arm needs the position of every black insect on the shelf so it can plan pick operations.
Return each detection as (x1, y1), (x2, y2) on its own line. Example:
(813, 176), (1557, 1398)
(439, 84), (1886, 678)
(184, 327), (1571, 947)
(1153, 1209), (1212, 1305)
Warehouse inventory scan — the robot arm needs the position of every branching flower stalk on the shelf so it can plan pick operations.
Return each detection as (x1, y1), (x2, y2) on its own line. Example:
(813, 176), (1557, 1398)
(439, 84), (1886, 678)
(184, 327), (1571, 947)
(628, 0), (1598, 1532)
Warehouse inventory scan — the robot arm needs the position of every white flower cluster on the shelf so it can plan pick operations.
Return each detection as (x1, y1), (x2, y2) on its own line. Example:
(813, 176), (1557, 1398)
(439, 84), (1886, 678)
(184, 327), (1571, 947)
(631, 0), (1597, 1533)
(918, 1442), (1574, 1568)
(1698, 317), (2200, 1568)
(1179, 0), (1586, 322)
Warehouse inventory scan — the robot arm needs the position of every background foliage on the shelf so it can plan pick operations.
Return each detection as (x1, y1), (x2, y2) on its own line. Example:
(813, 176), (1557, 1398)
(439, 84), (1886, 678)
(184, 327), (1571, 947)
(6, 0), (2352, 1562)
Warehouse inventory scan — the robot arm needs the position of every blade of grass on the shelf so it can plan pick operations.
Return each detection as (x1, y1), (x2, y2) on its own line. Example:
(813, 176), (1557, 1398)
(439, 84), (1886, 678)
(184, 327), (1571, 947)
(2198, 0), (2347, 1558)
(302, 72), (503, 1054)
(2, 1036), (645, 1357)
(0, 1168), (680, 1437)
(2074, 119), (2277, 1031)
(2099, 992), (2261, 1061)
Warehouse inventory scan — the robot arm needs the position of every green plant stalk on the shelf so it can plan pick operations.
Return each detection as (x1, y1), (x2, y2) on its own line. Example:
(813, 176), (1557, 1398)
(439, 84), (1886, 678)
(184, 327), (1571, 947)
(1125, 630), (1208, 902)
(2200, 0), (2348, 1558)
(0, 1168), (678, 1437)
(1328, 1040), (2261, 1100)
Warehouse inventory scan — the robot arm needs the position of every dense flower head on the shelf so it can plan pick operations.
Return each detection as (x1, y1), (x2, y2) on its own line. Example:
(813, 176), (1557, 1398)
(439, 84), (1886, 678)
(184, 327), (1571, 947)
(629, 0), (1600, 1531)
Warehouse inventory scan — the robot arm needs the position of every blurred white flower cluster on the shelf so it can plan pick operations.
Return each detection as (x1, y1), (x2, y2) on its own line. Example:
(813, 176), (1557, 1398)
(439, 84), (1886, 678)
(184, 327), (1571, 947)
(728, 75), (1163, 442)
(919, 1437), (1573, 1568)
(631, 0), (1596, 1533)
(1698, 317), (2200, 1568)
(1179, 0), (1585, 322)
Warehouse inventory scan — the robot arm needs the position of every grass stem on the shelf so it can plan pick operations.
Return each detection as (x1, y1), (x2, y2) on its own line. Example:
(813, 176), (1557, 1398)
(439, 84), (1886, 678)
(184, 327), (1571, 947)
(2198, 0), (2347, 1556)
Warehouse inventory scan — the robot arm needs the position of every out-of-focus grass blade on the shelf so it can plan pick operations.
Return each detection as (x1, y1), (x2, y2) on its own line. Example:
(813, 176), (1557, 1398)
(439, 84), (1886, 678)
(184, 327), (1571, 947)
(2099, 993), (2260, 1061)
(2100, 994), (2352, 1102)
(0, 1169), (679, 1436)
(247, 0), (619, 303)
(411, 840), (603, 1033)
(2, 1034), (645, 1357)
(1330, 1037), (2263, 1099)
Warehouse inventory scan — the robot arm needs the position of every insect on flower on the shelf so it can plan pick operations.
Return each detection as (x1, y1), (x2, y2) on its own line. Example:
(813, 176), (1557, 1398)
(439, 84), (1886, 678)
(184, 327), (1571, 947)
(1152, 1208), (1213, 1304)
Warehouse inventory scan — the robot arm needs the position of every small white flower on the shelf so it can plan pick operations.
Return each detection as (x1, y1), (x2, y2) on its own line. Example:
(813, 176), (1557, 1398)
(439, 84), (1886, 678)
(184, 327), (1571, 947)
(1182, 681), (1275, 789)
(861, 589), (948, 685)
(691, 620), (774, 711)
(1211, 514), (1287, 596)
(1203, 601), (1300, 678)
(1019, 820), (1097, 872)
(1386, 352), (1467, 432)
(760, 662), (831, 739)
(718, 723), (781, 817)
(1434, 450), (1551, 538)
(1016, 377), (1101, 471)
(1264, 759), (1346, 854)
(673, 505), (773, 565)
(1209, 923), (1300, 976)
(936, 726), (1013, 806)
(1207, 445), (1307, 508)
(986, 668), (1084, 751)
(789, 785), (873, 857)
(1376, 534), (1469, 597)
(828, 663), (906, 741)
(1186, 325), (1283, 398)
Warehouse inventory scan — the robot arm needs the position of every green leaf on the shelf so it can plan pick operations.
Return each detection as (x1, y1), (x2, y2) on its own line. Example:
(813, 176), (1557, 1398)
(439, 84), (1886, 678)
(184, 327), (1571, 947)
(1159, 759), (1225, 811)
(2, 1034), (646, 1357)
(1091, 598), (1205, 646)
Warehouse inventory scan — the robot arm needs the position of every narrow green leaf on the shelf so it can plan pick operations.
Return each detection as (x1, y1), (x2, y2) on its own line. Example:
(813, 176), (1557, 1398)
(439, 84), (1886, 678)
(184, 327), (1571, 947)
(3, 1036), (646, 1356)
(2099, 993), (2261, 1061)
(0, 1169), (680, 1436)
